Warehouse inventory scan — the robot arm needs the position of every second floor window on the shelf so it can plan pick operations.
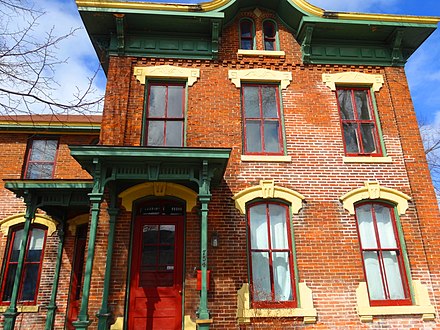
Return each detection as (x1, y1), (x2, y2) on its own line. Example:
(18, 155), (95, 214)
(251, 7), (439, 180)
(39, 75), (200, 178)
(336, 88), (382, 156)
(24, 138), (58, 179)
(145, 83), (185, 147)
(242, 84), (283, 155)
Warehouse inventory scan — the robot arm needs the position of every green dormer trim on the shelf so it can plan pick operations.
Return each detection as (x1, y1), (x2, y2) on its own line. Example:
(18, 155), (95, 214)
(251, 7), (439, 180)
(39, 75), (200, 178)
(76, 0), (439, 69)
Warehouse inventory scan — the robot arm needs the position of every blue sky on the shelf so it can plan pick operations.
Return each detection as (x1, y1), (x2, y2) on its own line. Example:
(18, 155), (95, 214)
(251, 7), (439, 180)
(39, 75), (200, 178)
(37, 0), (440, 126)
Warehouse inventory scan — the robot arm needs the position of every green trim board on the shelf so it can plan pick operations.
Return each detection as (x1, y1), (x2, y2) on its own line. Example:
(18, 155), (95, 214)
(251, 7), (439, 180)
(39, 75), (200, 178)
(77, 0), (438, 71)
(4, 180), (94, 218)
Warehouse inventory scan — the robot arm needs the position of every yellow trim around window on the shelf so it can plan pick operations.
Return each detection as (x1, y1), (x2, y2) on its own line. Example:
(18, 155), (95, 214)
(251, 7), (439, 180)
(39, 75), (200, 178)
(237, 283), (317, 324)
(356, 281), (435, 322)
(67, 214), (89, 236)
(0, 214), (58, 236)
(340, 181), (411, 215)
(133, 65), (200, 86)
(228, 69), (292, 90)
(118, 182), (198, 212)
(322, 72), (384, 92)
(0, 305), (39, 313)
(232, 180), (304, 214)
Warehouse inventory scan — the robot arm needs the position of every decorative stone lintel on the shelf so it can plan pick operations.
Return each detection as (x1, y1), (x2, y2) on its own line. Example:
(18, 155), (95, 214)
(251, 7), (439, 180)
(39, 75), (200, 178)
(322, 72), (384, 92)
(0, 214), (58, 236)
(233, 180), (304, 215)
(340, 181), (411, 215)
(228, 69), (292, 90)
(133, 65), (200, 86)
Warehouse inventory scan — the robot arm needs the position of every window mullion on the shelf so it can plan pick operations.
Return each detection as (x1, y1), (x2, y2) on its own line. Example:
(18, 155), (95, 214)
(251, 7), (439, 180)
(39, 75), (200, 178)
(265, 204), (276, 301)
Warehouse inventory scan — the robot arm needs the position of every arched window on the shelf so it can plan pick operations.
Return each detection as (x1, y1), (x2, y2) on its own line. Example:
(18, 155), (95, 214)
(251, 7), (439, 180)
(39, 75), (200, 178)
(0, 224), (47, 305)
(247, 201), (296, 307)
(263, 20), (277, 51)
(240, 19), (255, 50)
(355, 202), (411, 306)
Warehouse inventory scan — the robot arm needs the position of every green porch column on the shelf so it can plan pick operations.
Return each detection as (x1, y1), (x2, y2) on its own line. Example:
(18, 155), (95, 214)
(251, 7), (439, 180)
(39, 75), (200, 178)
(97, 192), (118, 330)
(45, 223), (65, 330)
(73, 192), (103, 330)
(3, 193), (37, 330)
(197, 160), (213, 329)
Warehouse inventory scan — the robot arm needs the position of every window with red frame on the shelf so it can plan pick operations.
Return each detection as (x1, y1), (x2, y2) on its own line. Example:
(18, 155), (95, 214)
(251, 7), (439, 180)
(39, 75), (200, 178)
(263, 20), (277, 51)
(242, 84), (283, 155)
(24, 138), (58, 179)
(336, 88), (382, 156)
(355, 202), (411, 306)
(1, 225), (47, 305)
(247, 202), (296, 307)
(145, 83), (185, 147)
(240, 19), (255, 50)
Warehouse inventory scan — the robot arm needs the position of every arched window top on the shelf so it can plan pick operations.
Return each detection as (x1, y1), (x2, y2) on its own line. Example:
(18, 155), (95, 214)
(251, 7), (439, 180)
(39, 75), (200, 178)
(0, 213), (58, 236)
(232, 180), (304, 215)
(263, 20), (278, 51)
(240, 18), (255, 50)
(340, 181), (411, 215)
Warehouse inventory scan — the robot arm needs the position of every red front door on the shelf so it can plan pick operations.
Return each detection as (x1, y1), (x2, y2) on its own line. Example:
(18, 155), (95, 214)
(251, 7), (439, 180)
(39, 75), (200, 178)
(128, 201), (184, 330)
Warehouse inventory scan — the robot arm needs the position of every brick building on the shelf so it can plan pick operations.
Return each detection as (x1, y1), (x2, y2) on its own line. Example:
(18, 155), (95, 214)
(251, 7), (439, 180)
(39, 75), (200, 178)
(0, 0), (439, 329)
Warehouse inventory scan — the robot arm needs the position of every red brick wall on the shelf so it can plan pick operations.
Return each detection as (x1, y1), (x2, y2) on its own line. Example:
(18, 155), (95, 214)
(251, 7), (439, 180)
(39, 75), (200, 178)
(0, 132), (97, 328)
(0, 7), (439, 330)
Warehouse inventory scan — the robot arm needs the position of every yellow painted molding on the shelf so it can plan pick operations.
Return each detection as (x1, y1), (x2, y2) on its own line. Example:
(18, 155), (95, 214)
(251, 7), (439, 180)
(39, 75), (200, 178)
(133, 65), (200, 86)
(0, 214), (58, 236)
(241, 155), (291, 162)
(232, 180), (304, 215)
(0, 305), (39, 313)
(343, 156), (392, 163)
(119, 182), (198, 212)
(195, 319), (214, 324)
(237, 50), (286, 57)
(237, 283), (317, 324)
(110, 317), (124, 330)
(75, 0), (440, 24)
(184, 315), (197, 330)
(67, 214), (89, 236)
(322, 72), (384, 92)
(228, 69), (292, 90)
(340, 181), (411, 215)
(356, 281), (435, 322)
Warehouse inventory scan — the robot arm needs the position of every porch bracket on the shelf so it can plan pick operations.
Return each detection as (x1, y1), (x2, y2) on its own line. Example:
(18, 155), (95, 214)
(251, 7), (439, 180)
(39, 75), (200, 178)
(45, 220), (66, 330)
(74, 159), (105, 330)
(3, 192), (37, 330)
(97, 188), (119, 330)
(197, 160), (214, 329)
(301, 25), (314, 64)
(391, 29), (404, 66)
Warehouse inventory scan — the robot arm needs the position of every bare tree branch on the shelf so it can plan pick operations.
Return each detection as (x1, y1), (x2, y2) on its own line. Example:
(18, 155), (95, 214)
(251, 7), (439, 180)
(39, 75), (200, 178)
(0, 0), (103, 116)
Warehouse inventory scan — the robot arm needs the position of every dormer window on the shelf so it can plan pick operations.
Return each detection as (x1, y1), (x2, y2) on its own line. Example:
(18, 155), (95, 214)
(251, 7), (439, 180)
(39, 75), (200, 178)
(263, 20), (277, 51)
(240, 19), (255, 50)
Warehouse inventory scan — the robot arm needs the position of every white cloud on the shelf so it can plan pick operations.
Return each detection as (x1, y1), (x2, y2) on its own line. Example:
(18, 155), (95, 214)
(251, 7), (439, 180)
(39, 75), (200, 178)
(0, 0), (105, 115)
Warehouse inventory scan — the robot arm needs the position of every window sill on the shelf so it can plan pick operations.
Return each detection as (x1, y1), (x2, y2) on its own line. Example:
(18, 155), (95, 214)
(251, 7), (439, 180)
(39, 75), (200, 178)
(343, 156), (392, 163)
(0, 305), (39, 313)
(241, 155), (291, 162)
(356, 281), (435, 322)
(237, 283), (317, 324)
(237, 50), (285, 57)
